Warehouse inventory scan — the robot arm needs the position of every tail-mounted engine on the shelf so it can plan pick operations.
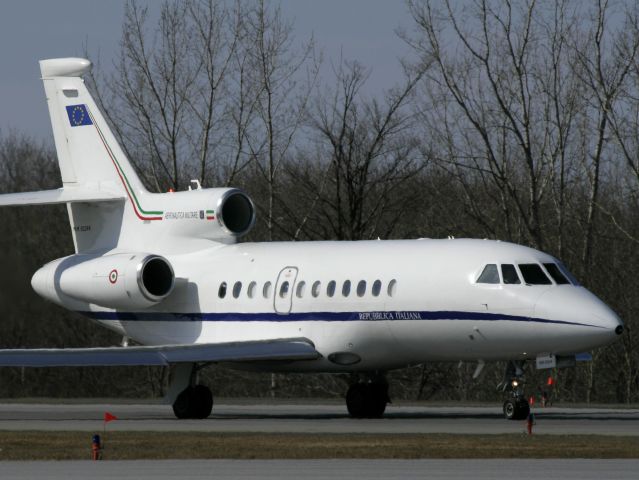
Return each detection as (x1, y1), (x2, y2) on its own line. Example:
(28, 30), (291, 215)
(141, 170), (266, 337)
(153, 187), (256, 243)
(32, 253), (175, 309)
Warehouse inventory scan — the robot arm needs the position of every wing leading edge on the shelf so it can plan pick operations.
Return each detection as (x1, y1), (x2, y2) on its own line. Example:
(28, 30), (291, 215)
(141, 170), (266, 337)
(0, 187), (125, 206)
(0, 338), (320, 367)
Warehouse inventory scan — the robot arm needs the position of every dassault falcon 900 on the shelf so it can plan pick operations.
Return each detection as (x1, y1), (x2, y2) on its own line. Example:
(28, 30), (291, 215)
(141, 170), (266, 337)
(0, 58), (624, 420)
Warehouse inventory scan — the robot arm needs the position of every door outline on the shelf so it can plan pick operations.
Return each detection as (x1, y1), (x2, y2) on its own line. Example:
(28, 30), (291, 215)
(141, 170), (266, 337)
(274, 266), (298, 314)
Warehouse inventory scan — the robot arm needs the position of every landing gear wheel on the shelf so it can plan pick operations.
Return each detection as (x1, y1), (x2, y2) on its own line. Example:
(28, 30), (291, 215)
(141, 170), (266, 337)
(346, 384), (367, 418)
(172, 385), (214, 419)
(346, 382), (388, 418)
(503, 398), (530, 420)
(192, 384), (213, 419)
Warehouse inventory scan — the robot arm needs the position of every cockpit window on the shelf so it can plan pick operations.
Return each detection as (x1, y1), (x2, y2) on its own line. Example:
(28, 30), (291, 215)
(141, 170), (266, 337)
(477, 264), (500, 284)
(518, 264), (552, 285)
(501, 264), (521, 284)
(558, 261), (580, 286)
(543, 263), (570, 285)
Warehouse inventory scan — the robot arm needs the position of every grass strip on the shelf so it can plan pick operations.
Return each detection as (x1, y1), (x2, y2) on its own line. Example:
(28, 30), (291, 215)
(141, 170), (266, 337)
(0, 432), (637, 460)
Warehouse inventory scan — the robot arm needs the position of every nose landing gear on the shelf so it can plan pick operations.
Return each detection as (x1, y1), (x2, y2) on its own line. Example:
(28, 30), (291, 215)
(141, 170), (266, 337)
(503, 395), (530, 420)
(499, 360), (530, 420)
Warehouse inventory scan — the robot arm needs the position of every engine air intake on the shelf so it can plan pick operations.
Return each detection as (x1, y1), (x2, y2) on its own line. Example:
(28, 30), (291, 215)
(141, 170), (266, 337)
(140, 256), (174, 300)
(218, 191), (255, 236)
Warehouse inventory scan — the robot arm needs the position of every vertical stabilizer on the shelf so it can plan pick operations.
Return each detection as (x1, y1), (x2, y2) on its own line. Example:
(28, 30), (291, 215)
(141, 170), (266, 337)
(40, 58), (150, 252)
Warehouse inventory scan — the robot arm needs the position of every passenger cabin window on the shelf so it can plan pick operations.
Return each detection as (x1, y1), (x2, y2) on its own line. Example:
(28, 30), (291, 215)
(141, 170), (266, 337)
(247, 281), (257, 298)
(518, 264), (551, 285)
(263, 281), (272, 298)
(218, 282), (227, 298)
(279, 281), (290, 298)
(388, 279), (397, 297)
(312, 281), (321, 297)
(342, 280), (351, 297)
(296, 281), (306, 298)
(233, 281), (242, 298)
(372, 280), (382, 297)
(501, 264), (521, 284)
(543, 263), (570, 285)
(327, 280), (336, 297)
(357, 280), (366, 297)
(477, 264), (499, 284)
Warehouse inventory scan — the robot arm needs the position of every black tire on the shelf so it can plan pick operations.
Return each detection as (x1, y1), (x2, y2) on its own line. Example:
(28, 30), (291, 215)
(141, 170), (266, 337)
(346, 383), (388, 418)
(172, 385), (214, 419)
(346, 383), (367, 418)
(192, 384), (214, 419)
(365, 383), (388, 418)
(173, 386), (195, 419)
(503, 398), (530, 420)
(515, 399), (530, 420)
(503, 399), (517, 420)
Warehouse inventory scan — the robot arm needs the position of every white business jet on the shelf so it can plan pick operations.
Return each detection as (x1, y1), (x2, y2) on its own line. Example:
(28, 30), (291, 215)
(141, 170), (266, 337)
(0, 58), (624, 420)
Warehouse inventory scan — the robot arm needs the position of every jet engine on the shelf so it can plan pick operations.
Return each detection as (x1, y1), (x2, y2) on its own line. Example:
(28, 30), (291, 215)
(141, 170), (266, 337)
(32, 253), (175, 310)
(153, 187), (256, 243)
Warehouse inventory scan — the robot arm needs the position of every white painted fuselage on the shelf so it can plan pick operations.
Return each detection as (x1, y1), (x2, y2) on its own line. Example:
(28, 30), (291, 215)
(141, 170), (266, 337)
(65, 238), (621, 373)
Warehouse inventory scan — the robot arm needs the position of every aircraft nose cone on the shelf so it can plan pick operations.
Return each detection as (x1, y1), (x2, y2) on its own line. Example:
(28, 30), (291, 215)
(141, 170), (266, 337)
(534, 286), (623, 349)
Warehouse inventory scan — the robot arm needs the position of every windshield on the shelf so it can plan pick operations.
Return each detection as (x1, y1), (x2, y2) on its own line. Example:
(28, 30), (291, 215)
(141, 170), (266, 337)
(518, 264), (552, 285)
(543, 263), (570, 285)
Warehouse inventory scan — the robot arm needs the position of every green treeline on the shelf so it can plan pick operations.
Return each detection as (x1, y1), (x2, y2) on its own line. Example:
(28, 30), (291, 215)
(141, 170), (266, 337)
(0, 1), (638, 404)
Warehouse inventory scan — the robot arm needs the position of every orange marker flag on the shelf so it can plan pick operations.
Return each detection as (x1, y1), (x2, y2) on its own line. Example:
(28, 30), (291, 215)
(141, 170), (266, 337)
(547, 376), (555, 386)
(104, 412), (118, 423)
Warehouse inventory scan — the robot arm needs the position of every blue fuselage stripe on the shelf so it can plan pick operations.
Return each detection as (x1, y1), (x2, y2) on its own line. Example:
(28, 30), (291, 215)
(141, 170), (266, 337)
(80, 310), (601, 329)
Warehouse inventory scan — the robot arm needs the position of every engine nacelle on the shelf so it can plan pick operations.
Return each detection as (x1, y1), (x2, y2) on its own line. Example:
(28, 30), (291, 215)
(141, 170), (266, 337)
(152, 187), (256, 242)
(32, 253), (175, 309)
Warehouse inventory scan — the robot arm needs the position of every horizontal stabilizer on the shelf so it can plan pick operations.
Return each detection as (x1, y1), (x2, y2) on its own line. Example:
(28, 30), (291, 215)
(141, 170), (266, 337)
(0, 187), (125, 206)
(0, 338), (320, 367)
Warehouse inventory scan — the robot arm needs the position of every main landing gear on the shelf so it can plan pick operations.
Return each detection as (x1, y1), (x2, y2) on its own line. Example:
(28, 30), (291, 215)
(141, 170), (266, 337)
(346, 376), (389, 418)
(172, 384), (213, 419)
(499, 360), (530, 420)
(167, 363), (214, 419)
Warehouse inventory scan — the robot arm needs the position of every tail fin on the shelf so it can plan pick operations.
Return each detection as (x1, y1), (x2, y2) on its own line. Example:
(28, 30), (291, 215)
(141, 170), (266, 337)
(40, 58), (145, 193)
(39, 58), (152, 253)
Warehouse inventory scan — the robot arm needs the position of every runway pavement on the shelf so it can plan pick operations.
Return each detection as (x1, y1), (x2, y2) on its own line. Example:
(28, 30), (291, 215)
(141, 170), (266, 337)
(0, 401), (637, 435)
(2, 459), (639, 480)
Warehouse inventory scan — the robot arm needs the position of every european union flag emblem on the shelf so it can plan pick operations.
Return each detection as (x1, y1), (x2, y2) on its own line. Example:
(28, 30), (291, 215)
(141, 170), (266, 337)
(66, 104), (93, 127)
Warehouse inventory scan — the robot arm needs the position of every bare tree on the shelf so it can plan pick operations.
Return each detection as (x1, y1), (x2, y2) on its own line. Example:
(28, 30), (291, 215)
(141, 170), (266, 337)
(406, 0), (588, 250)
(290, 59), (425, 241)
(240, 0), (319, 240)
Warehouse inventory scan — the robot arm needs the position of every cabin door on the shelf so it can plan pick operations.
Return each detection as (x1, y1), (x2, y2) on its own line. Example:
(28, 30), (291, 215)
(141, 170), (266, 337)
(274, 266), (298, 314)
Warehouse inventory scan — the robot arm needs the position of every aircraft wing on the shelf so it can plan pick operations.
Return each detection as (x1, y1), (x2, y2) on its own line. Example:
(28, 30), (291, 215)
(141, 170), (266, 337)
(0, 187), (125, 206)
(0, 338), (320, 367)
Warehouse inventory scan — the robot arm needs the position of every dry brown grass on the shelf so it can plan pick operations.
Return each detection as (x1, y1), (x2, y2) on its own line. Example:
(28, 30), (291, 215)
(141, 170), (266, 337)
(0, 432), (637, 460)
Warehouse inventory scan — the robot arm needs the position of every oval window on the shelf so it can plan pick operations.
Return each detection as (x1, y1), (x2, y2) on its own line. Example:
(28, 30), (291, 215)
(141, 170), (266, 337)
(387, 279), (397, 297)
(312, 281), (321, 297)
(357, 280), (366, 297)
(342, 280), (351, 297)
(218, 282), (227, 299)
(279, 281), (290, 298)
(296, 281), (306, 298)
(327, 280), (336, 297)
(263, 281), (272, 299)
(247, 281), (257, 298)
(372, 280), (382, 297)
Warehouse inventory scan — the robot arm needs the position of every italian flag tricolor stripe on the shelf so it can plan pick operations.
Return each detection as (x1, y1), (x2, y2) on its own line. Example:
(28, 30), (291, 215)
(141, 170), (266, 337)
(87, 108), (163, 221)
